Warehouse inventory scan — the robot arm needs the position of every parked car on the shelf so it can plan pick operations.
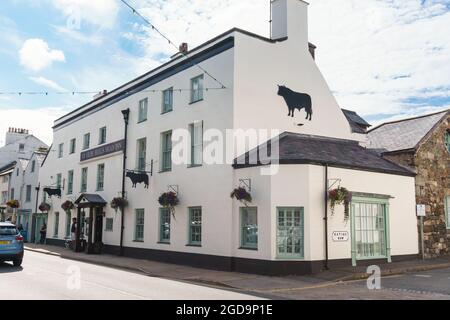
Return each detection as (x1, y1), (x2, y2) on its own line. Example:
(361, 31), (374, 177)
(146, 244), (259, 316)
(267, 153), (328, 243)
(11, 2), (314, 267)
(0, 222), (24, 267)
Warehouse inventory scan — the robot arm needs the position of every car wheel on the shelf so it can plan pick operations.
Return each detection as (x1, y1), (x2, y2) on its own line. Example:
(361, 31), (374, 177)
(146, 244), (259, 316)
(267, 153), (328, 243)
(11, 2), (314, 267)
(13, 259), (22, 267)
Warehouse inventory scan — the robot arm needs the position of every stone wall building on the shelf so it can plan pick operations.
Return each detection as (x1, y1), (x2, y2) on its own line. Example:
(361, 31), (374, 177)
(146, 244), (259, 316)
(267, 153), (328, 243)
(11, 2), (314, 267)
(368, 110), (450, 258)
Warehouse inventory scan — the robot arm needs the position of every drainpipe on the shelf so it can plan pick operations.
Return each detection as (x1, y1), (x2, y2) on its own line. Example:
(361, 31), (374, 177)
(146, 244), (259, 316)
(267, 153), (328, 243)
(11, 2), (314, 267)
(324, 164), (330, 270)
(120, 108), (130, 256)
(32, 184), (40, 243)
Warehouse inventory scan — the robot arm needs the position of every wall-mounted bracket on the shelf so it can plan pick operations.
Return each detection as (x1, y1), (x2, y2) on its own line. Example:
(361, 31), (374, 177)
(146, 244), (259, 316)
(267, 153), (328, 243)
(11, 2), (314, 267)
(168, 185), (179, 195)
(239, 179), (252, 192)
(327, 178), (341, 191)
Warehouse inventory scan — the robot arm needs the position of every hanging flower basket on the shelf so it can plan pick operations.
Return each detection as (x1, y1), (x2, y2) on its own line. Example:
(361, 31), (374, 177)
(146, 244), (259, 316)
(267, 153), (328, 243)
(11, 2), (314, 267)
(230, 187), (252, 206)
(39, 202), (51, 212)
(329, 187), (352, 220)
(61, 200), (75, 212)
(6, 200), (20, 209)
(158, 192), (179, 217)
(110, 197), (129, 212)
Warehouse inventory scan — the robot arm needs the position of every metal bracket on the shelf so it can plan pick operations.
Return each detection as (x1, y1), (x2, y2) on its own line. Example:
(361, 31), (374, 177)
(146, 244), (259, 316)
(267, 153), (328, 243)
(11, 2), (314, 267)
(239, 179), (252, 192)
(328, 178), (341, 190)
(168, 185), (179, 195)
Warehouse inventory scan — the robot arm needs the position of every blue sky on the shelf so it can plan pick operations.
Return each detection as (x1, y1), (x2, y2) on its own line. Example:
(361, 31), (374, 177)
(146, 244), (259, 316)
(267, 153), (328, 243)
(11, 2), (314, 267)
(0, 0), (449, 144)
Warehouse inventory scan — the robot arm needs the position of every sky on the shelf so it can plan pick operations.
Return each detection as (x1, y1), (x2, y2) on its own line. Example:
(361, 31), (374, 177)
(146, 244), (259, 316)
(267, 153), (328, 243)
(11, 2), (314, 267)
(0, 0), (449, 145)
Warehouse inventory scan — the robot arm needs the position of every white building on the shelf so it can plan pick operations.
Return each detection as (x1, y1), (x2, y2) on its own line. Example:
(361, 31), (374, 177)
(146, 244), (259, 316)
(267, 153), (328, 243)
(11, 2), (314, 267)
(41, 0), (418, 275)
(0, 161), (15, 222)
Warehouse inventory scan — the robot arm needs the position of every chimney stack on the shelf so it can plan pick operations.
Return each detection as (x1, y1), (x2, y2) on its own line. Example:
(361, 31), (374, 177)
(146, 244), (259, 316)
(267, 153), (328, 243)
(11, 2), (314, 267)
(93, 90), (108, 100)
(5, 128), (30, 145)
(271, 0), (309, 52)
(179, 43), (188, 54)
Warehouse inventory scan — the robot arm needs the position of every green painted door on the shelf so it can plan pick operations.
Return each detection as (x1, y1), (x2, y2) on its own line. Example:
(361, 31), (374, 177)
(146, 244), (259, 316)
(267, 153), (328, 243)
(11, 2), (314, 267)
(352, 202), (388, 260)
(276, 207), (304, 259)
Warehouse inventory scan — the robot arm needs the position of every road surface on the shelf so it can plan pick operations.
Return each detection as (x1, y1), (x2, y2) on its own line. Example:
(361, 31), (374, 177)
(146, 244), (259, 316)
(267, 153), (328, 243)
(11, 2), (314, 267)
(0, 251), (261, 300)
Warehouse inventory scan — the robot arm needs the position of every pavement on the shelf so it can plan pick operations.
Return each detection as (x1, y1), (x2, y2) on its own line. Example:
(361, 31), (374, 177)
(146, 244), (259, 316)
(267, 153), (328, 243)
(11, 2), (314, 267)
(23, 243), (450, 300)
(0, 251), (261, 300)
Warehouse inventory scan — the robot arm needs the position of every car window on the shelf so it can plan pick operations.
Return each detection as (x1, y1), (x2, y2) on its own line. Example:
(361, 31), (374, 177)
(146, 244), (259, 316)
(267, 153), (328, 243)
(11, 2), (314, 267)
(0, 226), (18, 236)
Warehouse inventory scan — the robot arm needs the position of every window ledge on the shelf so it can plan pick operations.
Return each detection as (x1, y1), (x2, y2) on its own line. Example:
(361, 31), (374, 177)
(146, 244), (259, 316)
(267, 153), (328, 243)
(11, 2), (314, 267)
(161, 110), (173, 115)
(239, 247), (258, 251)
(137, 119), (147, 124)
(187, 164), (203, 169)
(186, 244), (202, 247)
(159, 169), (172, 174)
(158, 241), (171, 245)
(189, 99), (204, 105)
(133, 240), (144, 243)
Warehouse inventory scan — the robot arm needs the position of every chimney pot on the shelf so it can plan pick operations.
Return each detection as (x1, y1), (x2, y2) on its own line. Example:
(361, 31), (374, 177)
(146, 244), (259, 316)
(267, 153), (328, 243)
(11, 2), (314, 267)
(179, 43), (188, 54)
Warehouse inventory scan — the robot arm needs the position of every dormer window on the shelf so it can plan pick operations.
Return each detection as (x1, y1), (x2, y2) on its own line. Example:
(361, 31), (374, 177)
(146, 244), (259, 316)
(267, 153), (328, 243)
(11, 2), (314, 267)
(19, 143), (25, 153)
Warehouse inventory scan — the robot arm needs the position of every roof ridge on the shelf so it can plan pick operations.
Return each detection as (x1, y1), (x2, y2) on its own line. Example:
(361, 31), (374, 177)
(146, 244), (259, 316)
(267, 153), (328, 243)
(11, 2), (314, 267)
(368, 108), (449, 133)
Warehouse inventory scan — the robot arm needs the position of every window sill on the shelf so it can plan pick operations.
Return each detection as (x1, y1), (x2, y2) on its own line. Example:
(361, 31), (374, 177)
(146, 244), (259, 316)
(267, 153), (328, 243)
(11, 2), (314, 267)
(161, 110), (173, 115)
(133, 240), (144, 243)
(187, 164), (202, 169)
(189, 99), (204, 105)
(158, 241), (171, 245)
(137, 119), (147, 124)
(186, 244), (202, 247)
(239, 246), (258, 251)
(159, 169), (172, 174)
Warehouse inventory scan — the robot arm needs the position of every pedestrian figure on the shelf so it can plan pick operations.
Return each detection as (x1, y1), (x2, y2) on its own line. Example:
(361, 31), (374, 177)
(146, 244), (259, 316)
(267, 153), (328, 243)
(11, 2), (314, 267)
(71, 218), (77, 250)
(40, 223), (47, 244)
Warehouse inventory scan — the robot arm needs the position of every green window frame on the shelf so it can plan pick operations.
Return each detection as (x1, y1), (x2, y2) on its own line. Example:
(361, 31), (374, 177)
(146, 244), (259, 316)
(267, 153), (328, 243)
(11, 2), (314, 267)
(56, 173), (62, 189)
(134, 209), (145, 242)
(350, 195), (391, 266)
(65, 211), (71, 238)
(58, 143), (64, 158)
(80, 167), (88, 192)
(31, 160), (35, 173)
(25, 185), (32, 202)
(54, 212), (60, 237)
(138, 98), (148, 123)
(162, 88), (173, 113)
(189, 121), (203, 167)
(188, 207), (202, 246)
(83, 133), (90, 150)
(96, 164), (105, 191)
(67, 170), (74, 195)
(161, 130), (172, 172)
(276, 207), (304, 259)
(105, 218), (113, 232)
(99, 126), (107, 145)
(10, 188), (14, 200)
(136, 138), (147, 172)
(159, 208), (171, 243)
(240, 207), (258, 249)
(70, 138), (76, 154)
(445, 196), (450, 229)
(190, 75), (204, 103)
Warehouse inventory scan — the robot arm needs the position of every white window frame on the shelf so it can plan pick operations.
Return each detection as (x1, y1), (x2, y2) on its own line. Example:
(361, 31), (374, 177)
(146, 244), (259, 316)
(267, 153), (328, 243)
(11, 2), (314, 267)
(190, 75), (204, 103)
(189, 121), (203, 167)
(138, 98), (148, 123)
(136, 138), (147, 172)
(162, 88), (173, 113)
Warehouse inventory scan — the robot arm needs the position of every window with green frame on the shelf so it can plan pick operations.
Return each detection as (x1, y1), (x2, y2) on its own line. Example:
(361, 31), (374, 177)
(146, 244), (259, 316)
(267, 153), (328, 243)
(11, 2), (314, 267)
(240, 207), (258, 249)
(58, 143), (64, 158)
(67, 170), (74, 194)
(65, 211), (71, 237)
(188, 207), (202, 245)
(83, 133), (90, 150)
(162, 88), (173, 113)
(445, 130), (450, 154)
(138, 98), (148, 123)
(276, 207), (304, 259)
(54, 212), (60, 237)
(189, 121), (203, 167)
(190, 75), (204, 103)
(136, 138), (147, 171)
(80, 167), (88, 192)
(161, 130), (172, 172)
(445, 196), (450, 229)
(96, 163), (105, 191)
(99, 126), (107, 145)
(135, 209), (145, 241)
(70, 138), (76, 154)
(56, 173), (62, 189)
(159, 208), (171, 243)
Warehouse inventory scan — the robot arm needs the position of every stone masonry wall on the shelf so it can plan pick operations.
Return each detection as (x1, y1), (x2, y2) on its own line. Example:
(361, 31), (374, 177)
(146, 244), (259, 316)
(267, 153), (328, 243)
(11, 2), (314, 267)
(385, 113), (450, 258)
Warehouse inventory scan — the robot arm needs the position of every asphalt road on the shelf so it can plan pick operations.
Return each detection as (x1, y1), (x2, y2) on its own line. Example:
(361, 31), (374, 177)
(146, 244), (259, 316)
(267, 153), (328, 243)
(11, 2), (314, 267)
(0, 251), (261, 300)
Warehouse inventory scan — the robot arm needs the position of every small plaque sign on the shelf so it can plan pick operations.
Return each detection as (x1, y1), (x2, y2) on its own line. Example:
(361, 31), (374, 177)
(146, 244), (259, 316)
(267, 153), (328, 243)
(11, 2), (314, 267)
(80, 140), (125, 162)
(416, 204), (426, 217)
(332, 231), (349, 242)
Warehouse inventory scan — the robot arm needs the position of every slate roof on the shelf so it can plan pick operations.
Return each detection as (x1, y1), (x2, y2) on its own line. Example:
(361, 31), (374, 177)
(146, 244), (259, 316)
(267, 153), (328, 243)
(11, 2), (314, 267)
(75, 194), (107, 205)
(367, 110), (449, 153)
(0, 161), (16, 175)
(342, 109), (371, 134)
(233, 132), (415, 176)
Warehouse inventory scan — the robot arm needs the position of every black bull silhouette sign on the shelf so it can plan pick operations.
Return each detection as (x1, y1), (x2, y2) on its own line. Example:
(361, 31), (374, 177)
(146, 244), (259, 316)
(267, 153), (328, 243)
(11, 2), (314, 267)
(126, 171), (149, 189)
(277, 85), (313, 121)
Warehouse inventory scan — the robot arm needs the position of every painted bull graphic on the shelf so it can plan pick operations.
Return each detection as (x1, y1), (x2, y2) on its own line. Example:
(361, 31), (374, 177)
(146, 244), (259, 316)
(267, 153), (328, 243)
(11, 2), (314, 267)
(43, 187), (62, 198)
(277, 85), (313, 121)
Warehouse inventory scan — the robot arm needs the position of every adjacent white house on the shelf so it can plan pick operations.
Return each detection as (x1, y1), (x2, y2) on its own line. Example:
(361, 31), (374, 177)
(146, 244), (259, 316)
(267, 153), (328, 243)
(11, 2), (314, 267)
(40, 0), (418, 275)
(0, 161), (15, 222)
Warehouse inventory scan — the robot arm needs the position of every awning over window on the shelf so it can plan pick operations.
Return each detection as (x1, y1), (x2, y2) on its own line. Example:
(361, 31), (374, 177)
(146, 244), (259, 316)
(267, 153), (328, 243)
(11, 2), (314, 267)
(75, 194), (107, 208)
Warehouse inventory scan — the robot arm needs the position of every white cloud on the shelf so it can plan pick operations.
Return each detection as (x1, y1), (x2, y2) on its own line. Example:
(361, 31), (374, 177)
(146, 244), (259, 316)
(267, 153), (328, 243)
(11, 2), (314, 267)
(0, 107), (70, 145)
(29, 76), (66, 91)
(50, 0), (119, 29)
(19, 38), (65, 72)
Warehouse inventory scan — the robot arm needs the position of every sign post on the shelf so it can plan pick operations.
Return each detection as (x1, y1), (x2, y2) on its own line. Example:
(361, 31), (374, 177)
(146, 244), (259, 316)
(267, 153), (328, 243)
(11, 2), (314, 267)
(416, 204), (426, 260)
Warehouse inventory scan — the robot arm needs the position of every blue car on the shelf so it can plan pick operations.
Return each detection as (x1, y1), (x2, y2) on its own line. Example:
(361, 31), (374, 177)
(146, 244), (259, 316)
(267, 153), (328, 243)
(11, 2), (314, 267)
(0, 222), (24, 267)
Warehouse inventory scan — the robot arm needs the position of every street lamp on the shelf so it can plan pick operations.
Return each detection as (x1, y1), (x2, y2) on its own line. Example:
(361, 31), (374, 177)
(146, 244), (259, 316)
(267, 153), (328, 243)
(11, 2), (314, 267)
(120, 108), (130, 256)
